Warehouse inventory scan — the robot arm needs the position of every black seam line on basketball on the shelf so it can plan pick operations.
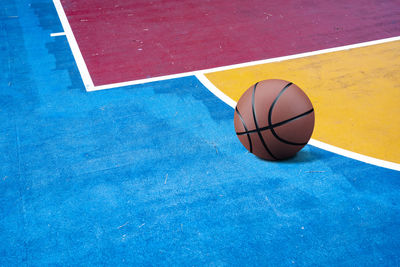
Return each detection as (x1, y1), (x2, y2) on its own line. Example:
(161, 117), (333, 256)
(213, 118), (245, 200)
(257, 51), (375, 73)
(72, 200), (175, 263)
(235, 107), (253, 153)
(268, 82), (311, 146)
(251, 82), (278, 160)
(236, 108), (314, 136)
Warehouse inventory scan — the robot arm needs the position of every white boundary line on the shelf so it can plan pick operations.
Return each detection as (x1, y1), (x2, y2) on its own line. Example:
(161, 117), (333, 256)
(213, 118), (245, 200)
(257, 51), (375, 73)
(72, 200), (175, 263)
(90, 35), (400, 91)
(308, 139), (400, 171)
(92, 72), (203, 91)
(53, 0), (94, 89)
(52, 2), (400, 170)
(196, 73), (400, 172)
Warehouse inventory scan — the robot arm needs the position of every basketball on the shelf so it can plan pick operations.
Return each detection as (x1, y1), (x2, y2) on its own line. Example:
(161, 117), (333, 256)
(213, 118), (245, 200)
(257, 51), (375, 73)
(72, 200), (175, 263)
(234, 79), (315, 160)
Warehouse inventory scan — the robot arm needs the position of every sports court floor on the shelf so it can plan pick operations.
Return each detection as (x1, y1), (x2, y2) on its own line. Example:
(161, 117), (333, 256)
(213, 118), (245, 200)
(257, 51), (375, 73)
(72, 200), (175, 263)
(1, 0), (400, 265)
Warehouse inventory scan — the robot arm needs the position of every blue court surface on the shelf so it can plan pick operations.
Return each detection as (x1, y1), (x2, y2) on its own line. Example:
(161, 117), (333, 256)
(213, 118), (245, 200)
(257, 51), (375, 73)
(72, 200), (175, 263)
(1, 0), (400, 266)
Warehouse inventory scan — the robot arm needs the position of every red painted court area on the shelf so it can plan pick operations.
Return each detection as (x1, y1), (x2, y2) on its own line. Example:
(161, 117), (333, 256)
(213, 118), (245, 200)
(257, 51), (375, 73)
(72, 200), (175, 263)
(61, 0), (400, 86)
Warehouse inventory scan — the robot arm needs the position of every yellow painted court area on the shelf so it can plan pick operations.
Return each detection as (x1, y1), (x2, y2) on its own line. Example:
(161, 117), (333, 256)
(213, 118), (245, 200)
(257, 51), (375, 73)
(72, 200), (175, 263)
(206, 41), (400, 164)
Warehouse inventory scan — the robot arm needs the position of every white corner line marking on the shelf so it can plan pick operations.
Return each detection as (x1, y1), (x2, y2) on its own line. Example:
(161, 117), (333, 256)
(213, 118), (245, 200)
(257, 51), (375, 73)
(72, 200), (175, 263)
(88, 35), (400, 91)
(197, 75), (400, 172)
(89, 72), (202, 92)
(53, 0), (94, 90)
(195, 73), (236, 108)
(50, 32), (66, 37)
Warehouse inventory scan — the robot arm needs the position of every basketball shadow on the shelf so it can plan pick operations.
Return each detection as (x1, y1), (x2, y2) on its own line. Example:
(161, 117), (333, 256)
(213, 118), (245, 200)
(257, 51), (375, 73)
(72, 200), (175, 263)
(286, 149), (318, 164)
(258, 148), (318, 164)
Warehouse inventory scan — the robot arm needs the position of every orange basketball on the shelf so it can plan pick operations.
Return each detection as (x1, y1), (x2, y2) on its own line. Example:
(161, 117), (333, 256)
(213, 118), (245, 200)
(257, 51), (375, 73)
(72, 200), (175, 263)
(234, 79), (315, 160)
